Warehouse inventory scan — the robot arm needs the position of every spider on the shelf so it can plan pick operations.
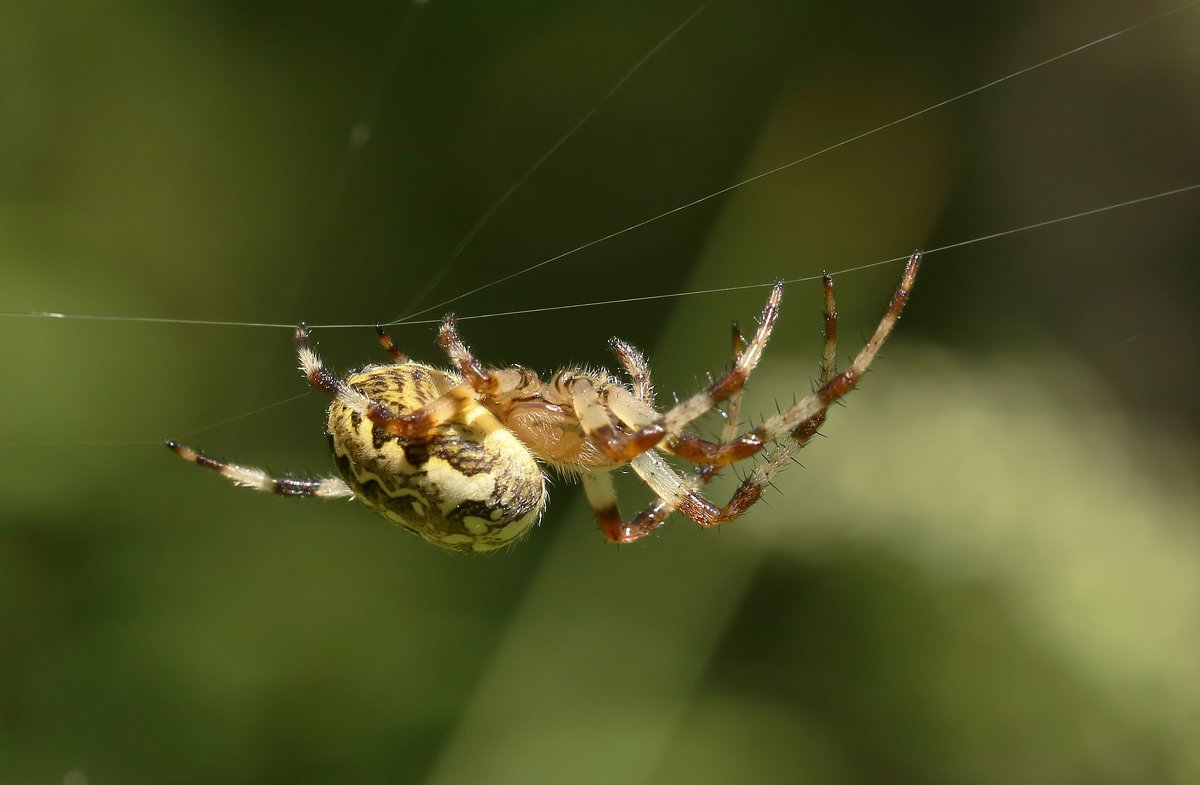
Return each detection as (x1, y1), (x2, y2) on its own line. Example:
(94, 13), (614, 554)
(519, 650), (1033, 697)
(167, 251), (921, 553)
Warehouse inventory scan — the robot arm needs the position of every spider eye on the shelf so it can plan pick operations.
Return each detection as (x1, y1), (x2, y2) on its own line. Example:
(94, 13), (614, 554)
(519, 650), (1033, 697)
(328, 364), (547, 553)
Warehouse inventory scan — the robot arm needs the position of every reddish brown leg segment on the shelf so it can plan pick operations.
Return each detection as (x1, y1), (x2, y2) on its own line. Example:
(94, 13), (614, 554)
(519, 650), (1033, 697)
(374, 324), (408, 363)
(438, 314), (499, 393)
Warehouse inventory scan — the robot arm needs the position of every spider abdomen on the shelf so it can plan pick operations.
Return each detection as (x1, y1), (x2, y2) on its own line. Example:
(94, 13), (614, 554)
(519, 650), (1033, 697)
(327, 363), (547, 553)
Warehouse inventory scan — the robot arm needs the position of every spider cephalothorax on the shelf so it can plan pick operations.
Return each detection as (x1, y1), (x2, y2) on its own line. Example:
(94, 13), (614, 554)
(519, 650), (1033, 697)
(168, 252), (921, 553)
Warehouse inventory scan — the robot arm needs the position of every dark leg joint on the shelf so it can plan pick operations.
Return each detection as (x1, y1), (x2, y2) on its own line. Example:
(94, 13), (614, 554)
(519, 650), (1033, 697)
(819, 371), (858, 403)
(708, 369), (748, 401)
(674, 481), (763, 528)
(461, 361), (497, 393)
(367, 403), (428, 438)
(273, 476), (322, 496)
(669, 427), (768, 466)
(595, 504), (622, 540)
(595, 423), (667, 462)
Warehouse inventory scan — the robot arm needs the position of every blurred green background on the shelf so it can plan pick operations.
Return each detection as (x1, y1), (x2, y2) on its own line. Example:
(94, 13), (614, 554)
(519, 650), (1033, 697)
(1, 1), (1198, 783)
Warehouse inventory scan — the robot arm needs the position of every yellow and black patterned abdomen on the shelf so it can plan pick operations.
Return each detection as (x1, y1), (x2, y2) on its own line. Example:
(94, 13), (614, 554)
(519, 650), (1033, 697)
(327, 363), (546, 553)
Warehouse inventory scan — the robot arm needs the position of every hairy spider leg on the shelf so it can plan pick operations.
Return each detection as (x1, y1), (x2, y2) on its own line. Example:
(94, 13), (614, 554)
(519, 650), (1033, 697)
(437, 315), (498, 393)
(754, 250), (919, 447)
(435, 315), (565, 431)
(584, 279), (785, 464)
(657, 251), (920, 467)
(599, 275), (842, 542)
(609, 337), (654, 404)
(296, 323), (474, 439)
(585, 321), (749, 542)
(579, 336), (678, 542)
(164, 440), (354, 498)
(784, 270), (838, 444)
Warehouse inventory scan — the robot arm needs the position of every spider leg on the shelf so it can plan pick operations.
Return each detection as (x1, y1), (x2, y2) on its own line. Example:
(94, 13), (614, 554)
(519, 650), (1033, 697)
(639, 281), (782, 447)
(817, 271), (838, 382)
(608, 339), (677, 452)
(374, 324), (408, 363)
(609, 322), (751, 444)
(594, 321), (754, 541)
(165, 440), (354, 498)
(659, 252), (919, 466)
(630, 320), (751, 529)
(753, 250), (919, 446)
(609, 337), (654, 404)
(615, 321), (759, 537)
(436, 314), (557, 413)
(609, 449), (791, 541)
(565, 377), (666, 463)
(580, 470), (625, 541)
(609, 259), (906, 541)
(581, 458), (729, 544)
(577, 281), (785, 464)
(296, 324), (475, 439)
(609, 319), (752, 463)
(785, 271), (839, 443)
(578, 439), (782, 546)
(584, 468), (665, 544)
(437, 314), (501, 393)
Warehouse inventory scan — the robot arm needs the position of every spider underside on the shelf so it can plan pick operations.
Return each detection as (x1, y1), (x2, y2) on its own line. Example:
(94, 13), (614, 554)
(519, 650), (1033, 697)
(167, 252), (921, 553)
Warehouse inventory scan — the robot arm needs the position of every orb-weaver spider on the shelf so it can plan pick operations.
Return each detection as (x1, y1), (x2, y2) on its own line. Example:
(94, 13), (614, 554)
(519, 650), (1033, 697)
(168, 252), (921, 552)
